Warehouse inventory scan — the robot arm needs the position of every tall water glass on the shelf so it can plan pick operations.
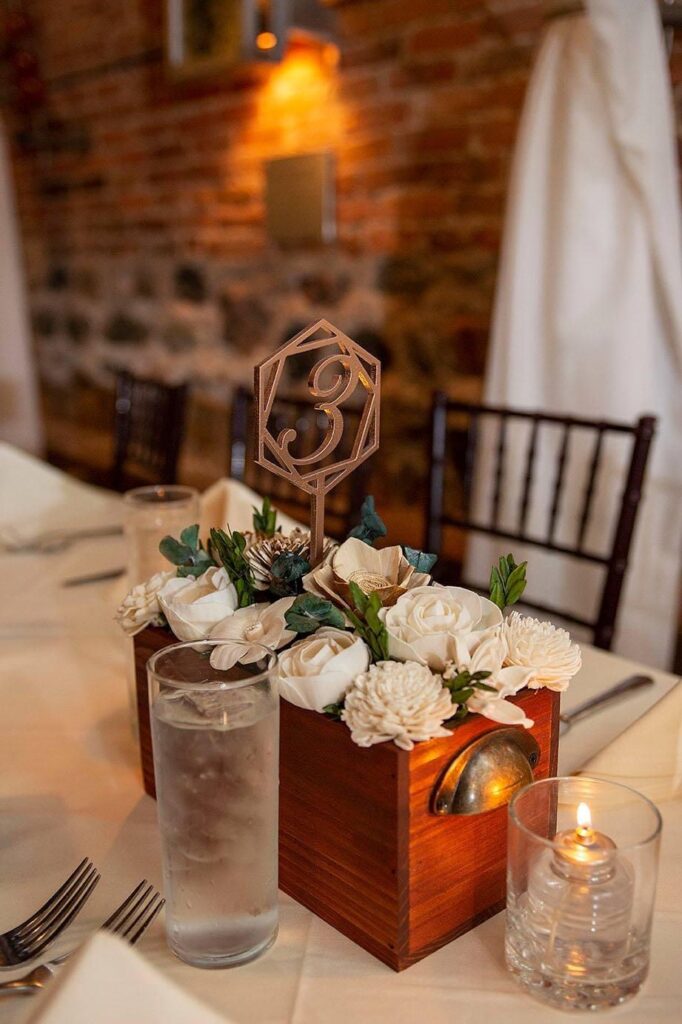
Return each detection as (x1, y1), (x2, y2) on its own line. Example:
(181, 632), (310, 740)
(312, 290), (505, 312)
(123, 485), (199, 585)
(148, 640), (279, 968)
(506, 776), (661, 1012)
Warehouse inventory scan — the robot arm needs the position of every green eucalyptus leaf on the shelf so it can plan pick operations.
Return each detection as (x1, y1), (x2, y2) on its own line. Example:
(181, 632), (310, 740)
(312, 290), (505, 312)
(285, 594), (345, 634)
(159, 536), (192, 565)
(402, 546), (438, 573)
(271, 552), (310, 582)
(269, 553), (311, 597)
(347, 495), (387, 546)
(179, 524), (200, 550)
(176, 564), (206, 578)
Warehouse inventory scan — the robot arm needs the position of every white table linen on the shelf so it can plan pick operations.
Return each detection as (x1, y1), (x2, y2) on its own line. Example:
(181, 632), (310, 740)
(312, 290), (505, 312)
(1, 447), (680, 1022)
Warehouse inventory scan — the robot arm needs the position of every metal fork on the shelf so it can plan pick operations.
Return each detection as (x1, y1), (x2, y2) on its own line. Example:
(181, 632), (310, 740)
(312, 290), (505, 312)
(0, 881), (165, 996)
(0, 858), (100, 968)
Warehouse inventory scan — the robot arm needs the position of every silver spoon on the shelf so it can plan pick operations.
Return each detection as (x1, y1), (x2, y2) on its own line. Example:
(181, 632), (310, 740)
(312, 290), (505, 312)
(560, 674), (655, 734)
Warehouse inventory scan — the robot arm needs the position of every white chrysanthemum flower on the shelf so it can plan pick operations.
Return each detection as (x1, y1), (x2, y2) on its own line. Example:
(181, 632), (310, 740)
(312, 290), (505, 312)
(115, 570), (174, 636)
(503, 611), (582, 692)
(342, 661), (454, 751)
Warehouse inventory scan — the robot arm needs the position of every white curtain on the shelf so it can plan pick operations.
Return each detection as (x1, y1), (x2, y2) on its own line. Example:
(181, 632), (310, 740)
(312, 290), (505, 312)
(466, 0), (682, 668)
(0, 117), (43, 455)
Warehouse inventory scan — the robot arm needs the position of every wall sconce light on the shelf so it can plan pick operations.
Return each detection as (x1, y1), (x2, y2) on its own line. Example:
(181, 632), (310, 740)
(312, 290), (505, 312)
(253, 1), (337, 63)
(166, 1), (336, 78)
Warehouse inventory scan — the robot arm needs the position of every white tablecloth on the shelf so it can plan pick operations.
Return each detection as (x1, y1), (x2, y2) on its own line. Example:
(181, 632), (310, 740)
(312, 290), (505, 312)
(1, 445), (680, 1023)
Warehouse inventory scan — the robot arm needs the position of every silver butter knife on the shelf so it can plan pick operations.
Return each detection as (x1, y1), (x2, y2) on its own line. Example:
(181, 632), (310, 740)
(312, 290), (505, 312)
(560, 674), (655, 734)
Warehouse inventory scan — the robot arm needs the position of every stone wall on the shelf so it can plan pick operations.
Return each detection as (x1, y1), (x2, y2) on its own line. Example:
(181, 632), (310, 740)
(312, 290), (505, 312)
(3, 1), (682, 501)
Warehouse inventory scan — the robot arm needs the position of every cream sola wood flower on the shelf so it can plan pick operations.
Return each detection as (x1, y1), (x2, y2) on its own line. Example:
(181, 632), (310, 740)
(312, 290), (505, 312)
(444, 631), (536, 729)
(502, 611), (582, 691)
(277, 627), (370, 712)
(115, 570), (174, 636)
(209, 597), (297, 670)
(379, 585), (503, 671)
(303, 537), (431, 612)
(342, 661), (454, 751)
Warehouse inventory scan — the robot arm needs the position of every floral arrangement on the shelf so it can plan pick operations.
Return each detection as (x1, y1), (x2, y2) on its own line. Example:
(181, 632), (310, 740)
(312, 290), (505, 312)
(116, 497), (581, 750)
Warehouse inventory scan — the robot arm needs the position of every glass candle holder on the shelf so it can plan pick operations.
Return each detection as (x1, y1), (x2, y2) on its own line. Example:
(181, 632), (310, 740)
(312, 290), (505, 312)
(506, 777), (661, 1012)
(123, 484), (199, 586)
(148, 640), (279, 968)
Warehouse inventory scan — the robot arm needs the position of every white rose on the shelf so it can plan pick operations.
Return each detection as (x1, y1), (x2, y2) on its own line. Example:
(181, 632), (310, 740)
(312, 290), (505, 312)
(380, 585), (503, 671)
(158, 566), (238, 642)
(276, 627), (370, 713)
(209, 597), (297, 670)
(503, 612), (582, 692)
(115, 570), (174, 636)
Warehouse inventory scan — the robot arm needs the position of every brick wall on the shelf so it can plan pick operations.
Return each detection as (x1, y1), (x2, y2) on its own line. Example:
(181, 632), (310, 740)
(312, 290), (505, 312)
(8, 1), (677, 502)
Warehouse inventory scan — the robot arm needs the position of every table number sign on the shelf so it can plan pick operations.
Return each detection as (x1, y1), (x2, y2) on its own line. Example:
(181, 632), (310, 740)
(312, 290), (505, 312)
(254, 319), (380, 565)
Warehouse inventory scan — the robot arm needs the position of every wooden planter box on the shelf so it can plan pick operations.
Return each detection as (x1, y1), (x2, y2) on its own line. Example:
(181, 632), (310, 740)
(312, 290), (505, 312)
(134, 626), (559, 971)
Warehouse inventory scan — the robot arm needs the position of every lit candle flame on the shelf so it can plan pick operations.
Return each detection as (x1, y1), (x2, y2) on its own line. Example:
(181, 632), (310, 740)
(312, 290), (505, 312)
(577, 802), (592, 830)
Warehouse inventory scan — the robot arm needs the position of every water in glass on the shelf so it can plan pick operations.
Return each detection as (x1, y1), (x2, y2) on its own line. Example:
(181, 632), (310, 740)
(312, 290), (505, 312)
(152, 668), (279, 967)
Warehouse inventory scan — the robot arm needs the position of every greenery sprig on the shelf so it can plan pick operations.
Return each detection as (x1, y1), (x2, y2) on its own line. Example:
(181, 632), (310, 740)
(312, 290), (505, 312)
(269, 552), (311, 598)
(444, 668), (496, 721)
(489, 553), (527, 611)
(252, 497), (277, 536)
(347, 495), (387, 546)
(159, 524), (216, 578)
(285, 594), (346, 634)
(322, 700), (345, 720)
(346, 581), (389, 662)
(209, 528), (255, 607)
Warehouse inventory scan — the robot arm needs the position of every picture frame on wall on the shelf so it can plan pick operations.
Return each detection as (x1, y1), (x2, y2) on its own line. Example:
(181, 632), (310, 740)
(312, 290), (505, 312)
(166, 0), (288, 77)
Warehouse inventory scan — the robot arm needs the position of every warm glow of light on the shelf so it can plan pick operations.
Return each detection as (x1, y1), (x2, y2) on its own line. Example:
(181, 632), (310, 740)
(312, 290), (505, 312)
(322, 42), (340, 69)
(236, 39), (343, 171)
(576, 802), (592, 830)
(269, 51), (332, 105)
(256, 31), (278, 51)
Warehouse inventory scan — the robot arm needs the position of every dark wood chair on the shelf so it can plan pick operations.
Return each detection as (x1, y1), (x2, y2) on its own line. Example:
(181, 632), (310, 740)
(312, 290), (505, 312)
(425, 394), (657, 650)
(229, 385), (371, 539)
(111, 370), (188, 491)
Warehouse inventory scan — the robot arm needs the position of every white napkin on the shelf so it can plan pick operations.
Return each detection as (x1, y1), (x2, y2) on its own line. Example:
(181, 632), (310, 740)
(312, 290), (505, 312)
(200, 478), (303, 536)
(579, 680), (682, 803)
(27, 932), (230, 1024)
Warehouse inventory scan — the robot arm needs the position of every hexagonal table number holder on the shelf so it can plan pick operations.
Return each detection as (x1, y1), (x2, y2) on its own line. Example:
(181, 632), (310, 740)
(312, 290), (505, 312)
(254, 319), (380, 565)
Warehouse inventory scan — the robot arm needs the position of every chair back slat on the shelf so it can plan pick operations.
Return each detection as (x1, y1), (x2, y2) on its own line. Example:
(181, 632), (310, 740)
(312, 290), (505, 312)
(517, 417), (539, 534)
(490, 413), (507, 528)
(425, 396), (657, 650)
(547, 422), (571, 543)
(576, 426), (605, 550)
(462, 412), (479, 515)
(112, 371), (188, 490)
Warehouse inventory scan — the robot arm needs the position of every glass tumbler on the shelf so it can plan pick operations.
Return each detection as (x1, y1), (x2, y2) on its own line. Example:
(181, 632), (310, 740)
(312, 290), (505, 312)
(506, 776), (661, 1012)
(123, 484), (199, 586)
(148, 640), (279, 968)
